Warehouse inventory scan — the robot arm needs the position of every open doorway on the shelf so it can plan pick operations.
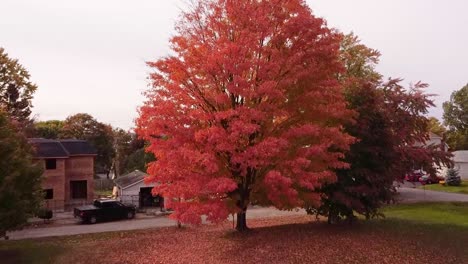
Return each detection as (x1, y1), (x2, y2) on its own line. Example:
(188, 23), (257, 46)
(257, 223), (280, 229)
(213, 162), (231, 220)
(139, 187), (164, 210)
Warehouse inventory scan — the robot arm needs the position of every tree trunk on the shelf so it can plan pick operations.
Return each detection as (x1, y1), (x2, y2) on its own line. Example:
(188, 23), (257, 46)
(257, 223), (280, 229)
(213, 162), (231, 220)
(236, 210), (249, 232)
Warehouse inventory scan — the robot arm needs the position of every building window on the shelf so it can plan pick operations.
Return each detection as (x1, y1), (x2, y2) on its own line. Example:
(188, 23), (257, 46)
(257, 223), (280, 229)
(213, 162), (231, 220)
(45, 159), (57, 170)
(44, 189), (54, 199)
(70, 180), (87, 199)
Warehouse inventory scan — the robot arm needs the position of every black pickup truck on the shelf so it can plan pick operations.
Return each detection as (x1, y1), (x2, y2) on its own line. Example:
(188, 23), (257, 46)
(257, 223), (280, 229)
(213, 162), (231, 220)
(74, 199), (136, 224)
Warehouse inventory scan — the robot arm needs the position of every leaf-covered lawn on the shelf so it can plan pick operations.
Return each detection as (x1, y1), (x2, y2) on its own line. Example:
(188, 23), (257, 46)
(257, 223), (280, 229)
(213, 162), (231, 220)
(1, 203), (467, 264)
(418, 181), (468, 194)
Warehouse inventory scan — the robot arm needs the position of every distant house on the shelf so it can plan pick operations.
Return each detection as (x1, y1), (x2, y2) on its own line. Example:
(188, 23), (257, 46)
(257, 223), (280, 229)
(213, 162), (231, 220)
(412, 132), (449, 177)
(453, 151), (468, 180)
(113, 170), (163, 209)
(427, 132), (448, 151)
(416, 132), (449, 151)
(30, 138), (97, 211)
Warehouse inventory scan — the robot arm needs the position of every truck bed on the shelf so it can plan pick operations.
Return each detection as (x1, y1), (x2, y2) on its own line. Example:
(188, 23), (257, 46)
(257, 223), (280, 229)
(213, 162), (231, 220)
(75, 205), (98, 211)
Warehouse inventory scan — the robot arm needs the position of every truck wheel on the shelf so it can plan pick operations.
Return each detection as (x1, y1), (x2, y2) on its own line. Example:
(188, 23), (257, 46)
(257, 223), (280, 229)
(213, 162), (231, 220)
(89, 216), (97, 224)
(127, 212), (135, 219)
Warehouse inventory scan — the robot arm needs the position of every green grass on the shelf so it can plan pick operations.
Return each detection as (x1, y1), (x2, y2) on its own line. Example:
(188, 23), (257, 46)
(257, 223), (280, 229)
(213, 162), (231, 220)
(94, 189), (113, 197)
(382, 202), (468, 227)
(418, 180), (468, 194)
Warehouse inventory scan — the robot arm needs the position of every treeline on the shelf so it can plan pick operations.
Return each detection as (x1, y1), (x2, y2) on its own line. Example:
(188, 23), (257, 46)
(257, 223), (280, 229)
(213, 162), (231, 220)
(32, 113), (154, 177)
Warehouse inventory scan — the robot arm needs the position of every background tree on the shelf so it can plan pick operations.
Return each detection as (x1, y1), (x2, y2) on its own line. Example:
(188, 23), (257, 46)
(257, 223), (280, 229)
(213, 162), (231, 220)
(34, 120), (64, 139)
(0, 47), (37, 125)
(60, 113), (115, 176)
(137, 0), (353, 231)
(443, 84), (468, 150)
(116, 135), (155, 174)
(31, 116), (149, 177)
(123, 148), (155, 173)
(112, 128), (132, 177)
(445, 168), (461, 186)
(428, 117), (446, 137)
(0, 110), (43, 238)
(308, 34), (452, 223)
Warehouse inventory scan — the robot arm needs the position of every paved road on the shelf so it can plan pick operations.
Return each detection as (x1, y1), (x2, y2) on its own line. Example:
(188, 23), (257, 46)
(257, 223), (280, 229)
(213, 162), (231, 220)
(396, 187), (468, 203)
(7, 189), (467, 240)
(7, 207), (305, 240)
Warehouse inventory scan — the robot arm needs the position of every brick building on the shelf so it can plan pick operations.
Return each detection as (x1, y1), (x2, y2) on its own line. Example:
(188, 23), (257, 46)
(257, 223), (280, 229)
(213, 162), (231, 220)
(30, 138), (97, 211)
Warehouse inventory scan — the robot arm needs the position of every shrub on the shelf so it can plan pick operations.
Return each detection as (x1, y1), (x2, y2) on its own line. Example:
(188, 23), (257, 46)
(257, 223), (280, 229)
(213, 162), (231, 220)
(37, 208), (53, 221)
(445, 168), (461, 186)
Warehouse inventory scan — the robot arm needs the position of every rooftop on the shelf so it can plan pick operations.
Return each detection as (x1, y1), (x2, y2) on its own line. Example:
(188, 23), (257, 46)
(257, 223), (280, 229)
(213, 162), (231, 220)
(29, 138), (97, 158)
(114, 170), (149, 188)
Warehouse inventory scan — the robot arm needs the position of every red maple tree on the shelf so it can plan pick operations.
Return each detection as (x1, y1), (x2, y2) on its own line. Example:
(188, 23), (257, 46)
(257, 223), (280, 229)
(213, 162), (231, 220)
(137, 0), (353, 231)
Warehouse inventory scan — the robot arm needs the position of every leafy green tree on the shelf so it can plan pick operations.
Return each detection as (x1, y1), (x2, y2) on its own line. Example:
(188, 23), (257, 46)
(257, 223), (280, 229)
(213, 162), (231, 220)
(0, 110), (43, 238)
(123, 146), (156, 173)
(112, 131), (155, 175)
(34, 120), (64, 139)
(0, 48), (37, 124)
(112, 128), (132, 176)
(428, 117), (446, 136)
(60, 113), (115, 176)
(443, 84), (468, 150)
(339, 33), (381, 82)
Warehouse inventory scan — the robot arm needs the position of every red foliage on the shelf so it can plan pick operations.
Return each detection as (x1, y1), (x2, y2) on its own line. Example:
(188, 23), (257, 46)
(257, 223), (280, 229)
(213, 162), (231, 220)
(137, 0), (353, 227)
(309, 35), (453, 221)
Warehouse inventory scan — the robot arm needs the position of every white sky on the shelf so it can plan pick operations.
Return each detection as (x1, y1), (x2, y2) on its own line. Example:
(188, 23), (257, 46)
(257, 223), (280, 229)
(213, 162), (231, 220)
(1, 0), (467, 130)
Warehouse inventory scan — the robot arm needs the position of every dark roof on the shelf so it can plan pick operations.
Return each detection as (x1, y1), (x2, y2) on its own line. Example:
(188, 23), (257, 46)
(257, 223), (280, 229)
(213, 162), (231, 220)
(29, 138), (69, 158)
(59, 140), (97, 156)
(114, 170), (148, 188)
(29, 138), (97, 158)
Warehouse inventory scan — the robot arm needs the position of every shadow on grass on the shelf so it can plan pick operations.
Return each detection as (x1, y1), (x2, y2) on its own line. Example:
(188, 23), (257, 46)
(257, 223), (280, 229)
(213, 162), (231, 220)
(0, 240), (65, 264)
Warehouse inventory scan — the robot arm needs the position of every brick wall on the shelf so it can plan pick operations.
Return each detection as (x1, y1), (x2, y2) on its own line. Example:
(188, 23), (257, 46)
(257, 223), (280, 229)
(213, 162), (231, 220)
(38, 158), (66, 210)
(38, 156), (95, 211)
(65, 156), (95, 204)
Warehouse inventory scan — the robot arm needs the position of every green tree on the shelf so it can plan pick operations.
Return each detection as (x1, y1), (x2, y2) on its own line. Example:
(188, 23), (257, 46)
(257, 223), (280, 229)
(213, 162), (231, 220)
(112, 128), (132, 177)
(0, 48), (37, 124)
(443, 84), (468, 150)
(112, 131), (155, 175)
(428, 117), (446, 136)
(34, 120), (64, 139)
(339, 33), (381, 82)
(0, 110), (43, 238)
(60, 113), (115, 176)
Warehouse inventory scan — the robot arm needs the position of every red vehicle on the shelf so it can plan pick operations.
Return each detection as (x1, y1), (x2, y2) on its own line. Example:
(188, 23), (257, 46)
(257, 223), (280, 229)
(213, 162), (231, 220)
(419, 174), (444, 185)
(405, 171), (423, 182)
(405, 170), (443, 185)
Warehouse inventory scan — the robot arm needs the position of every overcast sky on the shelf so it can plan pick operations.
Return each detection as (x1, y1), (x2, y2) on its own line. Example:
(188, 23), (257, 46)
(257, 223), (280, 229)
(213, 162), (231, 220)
(2, 0), (467, 130)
